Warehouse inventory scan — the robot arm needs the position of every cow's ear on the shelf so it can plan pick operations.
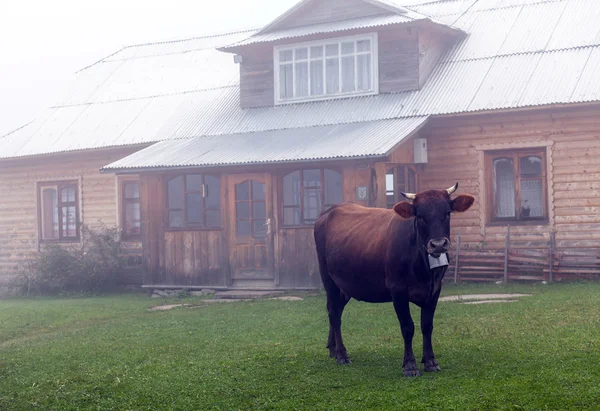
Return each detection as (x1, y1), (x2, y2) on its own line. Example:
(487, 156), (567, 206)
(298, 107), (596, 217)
(393, 202), (414, 218)
(451, 194), (475, 212)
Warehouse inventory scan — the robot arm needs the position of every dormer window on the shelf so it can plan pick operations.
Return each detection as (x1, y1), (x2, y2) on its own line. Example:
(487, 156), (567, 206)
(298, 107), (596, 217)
(274, 33), (378, 104)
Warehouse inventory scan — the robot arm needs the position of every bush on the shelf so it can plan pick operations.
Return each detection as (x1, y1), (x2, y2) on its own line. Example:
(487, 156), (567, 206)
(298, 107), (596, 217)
(17, 223), (124, 295)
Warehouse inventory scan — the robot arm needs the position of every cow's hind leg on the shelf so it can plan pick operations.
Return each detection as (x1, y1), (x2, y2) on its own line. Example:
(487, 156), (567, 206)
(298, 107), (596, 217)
(392, 293), (420, 377)
(322, 276), (352, 365)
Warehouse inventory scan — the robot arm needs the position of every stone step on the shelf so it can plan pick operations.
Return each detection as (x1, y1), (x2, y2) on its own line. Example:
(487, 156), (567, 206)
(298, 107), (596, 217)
(214, 290), (284, 300)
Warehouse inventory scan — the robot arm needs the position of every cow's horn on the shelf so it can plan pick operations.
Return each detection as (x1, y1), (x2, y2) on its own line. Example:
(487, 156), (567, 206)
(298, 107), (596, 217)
(401, 192), (417, 200)
(446, 183), (458, 195)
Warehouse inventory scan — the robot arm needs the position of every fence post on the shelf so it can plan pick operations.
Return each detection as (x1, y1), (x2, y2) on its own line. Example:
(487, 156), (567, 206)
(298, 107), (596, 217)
(549, 231), (555, 283)
(504, 225), (510, 283)
(454, 233), (461, 284)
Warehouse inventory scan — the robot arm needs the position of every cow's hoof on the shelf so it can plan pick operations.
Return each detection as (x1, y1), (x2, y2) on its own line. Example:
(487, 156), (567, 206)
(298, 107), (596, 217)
(424, 360), (441, 372)
(403, 367), (421, 377)
(328, 347), (336, 358)
(336, 355), (352, 365)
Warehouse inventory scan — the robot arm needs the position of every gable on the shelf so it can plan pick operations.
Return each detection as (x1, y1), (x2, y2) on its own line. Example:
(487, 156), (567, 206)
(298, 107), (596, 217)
(263, 0), (394, 33)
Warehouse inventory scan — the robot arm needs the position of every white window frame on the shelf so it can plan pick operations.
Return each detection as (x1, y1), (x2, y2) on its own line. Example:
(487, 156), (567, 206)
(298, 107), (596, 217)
(274, 32), (379, 105)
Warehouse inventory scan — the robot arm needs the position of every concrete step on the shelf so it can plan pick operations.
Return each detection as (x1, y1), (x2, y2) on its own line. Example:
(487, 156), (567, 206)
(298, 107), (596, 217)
(214, 290), (284, 300)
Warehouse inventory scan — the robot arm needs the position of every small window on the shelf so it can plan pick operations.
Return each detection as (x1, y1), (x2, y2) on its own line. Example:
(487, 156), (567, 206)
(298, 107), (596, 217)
(486, 149), (547, 223)
(38, 181), (79, 241)
(275, 33), (378, 104)
(121, 181), (141, 239)
(167, 175), (221, 229)
(385, 166), (417, 209)
(282, 168), (342, 226)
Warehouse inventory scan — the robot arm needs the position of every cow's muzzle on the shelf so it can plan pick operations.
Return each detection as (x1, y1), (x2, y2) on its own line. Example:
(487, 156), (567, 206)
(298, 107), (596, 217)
(427, 237), (450, 257)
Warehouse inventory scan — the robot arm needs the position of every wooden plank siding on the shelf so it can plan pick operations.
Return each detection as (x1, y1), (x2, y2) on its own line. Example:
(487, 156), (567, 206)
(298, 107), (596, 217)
(418, 104), (600, 253)
(0, 147), (145, 292)
(265, 0), (388, 32)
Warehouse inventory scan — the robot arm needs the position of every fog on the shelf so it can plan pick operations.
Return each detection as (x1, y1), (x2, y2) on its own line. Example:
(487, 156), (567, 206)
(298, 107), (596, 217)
(0, 0), (300, 136)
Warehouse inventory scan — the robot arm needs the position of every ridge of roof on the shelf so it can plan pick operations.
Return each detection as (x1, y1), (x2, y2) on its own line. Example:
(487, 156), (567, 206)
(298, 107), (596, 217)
(77, 28), (259, 73)
(0, 120), (34, 140)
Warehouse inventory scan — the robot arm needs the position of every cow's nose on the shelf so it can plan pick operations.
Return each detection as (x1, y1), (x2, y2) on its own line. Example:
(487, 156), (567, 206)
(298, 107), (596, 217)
(428, 238), (450, 254)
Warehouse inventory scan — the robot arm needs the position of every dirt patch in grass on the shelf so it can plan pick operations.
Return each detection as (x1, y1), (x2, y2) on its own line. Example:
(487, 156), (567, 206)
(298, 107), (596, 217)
(439, 293), (532, 302)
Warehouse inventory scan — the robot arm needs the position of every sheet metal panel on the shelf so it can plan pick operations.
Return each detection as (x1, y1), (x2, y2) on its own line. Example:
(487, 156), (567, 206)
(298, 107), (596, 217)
(101, 117), (428, 170)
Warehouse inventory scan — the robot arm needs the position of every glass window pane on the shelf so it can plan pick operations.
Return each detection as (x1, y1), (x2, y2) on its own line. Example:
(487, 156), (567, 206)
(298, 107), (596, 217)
(310, 46), (323, 59)
(42, 188), (58, 239)
(125, 203), (141, 235)
(326, 58), (339, 94)
(295, 47), (308, 60)
(279, 49), (293, 62)
(303, 188), (322, 224)
(186, 193), (204, 225)
(236, 181), (250, 201)
(61, 186), (76, 203)
(237, 220), (251, 237)
(326, 44), (339, 57)
(124, 182), (140, 199)
(341, 56), (355, 93)
(341, 42), (354, 54)
(494, 158), (515, 218)
(168, 176), (184, 209)
(520, 156), (543, 177)
(324, 169), (342, 206)
(253, 220), (267, 238)
(283, 171), (301, 207)
(283, 207), (301, 226)
(252, 181), (266, 201)
(186, 174), (203, 192)
(279, 64), (293, 99)
(521, 179), (544, 218)
(253, 201), (266, 219)
(169, 210), (184, 228)
(62, 206), (77, 237)
(386, 173), (394, 195)
(236, 202), (250, 219)
(357, 40), (370, 52)
(357, 54), (371, 91)
(206, 210), (221, 228)
(295, 61), (309, 97)
(310, 60), (324, 96)
(303, 169), (321, 187)
(205, 176), (220, 209)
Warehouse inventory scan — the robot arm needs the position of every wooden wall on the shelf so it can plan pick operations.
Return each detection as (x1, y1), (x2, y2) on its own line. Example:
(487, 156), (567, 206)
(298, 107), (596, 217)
(418, 104), (600, 251)
(0, 147), (145, 293)
(267, 0), (387, 31)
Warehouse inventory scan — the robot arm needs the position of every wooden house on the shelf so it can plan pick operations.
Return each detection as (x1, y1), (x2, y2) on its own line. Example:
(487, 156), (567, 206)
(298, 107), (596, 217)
(2, 0), (600, 294)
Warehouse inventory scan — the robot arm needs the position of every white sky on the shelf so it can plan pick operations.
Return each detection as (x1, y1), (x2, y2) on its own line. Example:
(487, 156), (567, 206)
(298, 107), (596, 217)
(0, 0), (301, 136)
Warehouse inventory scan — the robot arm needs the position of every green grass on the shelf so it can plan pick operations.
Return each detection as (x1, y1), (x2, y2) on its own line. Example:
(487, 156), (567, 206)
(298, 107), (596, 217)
(1, 283), (600, 410)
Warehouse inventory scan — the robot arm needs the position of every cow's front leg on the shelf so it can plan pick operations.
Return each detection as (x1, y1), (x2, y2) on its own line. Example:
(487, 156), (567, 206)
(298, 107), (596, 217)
(421, 291), (441, 372)
(392, 294), (419, 377)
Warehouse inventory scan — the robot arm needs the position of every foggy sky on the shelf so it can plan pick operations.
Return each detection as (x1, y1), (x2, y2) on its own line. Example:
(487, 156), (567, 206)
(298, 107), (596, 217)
(0, 0), (300, 137)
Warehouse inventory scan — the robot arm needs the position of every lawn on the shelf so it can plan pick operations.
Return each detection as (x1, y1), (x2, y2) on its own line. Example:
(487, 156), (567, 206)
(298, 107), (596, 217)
(1, 283), (600, 410)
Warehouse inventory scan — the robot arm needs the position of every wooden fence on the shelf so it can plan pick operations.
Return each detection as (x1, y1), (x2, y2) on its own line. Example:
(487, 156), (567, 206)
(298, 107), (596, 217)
(446, 227), (600, 283)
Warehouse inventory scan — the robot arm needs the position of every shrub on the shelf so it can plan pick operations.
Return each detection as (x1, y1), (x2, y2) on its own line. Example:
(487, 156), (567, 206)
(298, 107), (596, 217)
(16, 223), (124, 295)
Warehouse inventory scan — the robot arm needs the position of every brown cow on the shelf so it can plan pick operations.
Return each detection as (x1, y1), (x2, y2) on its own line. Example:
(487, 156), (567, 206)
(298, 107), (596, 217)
(314, 183), (474, 376)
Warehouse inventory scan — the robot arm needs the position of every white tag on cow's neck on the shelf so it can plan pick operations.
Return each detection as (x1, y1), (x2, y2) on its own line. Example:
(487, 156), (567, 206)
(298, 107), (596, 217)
(428, 253), (449, 269)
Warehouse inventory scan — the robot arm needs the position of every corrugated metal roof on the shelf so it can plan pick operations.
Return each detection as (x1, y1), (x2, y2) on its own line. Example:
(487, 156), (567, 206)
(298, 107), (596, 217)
(220, 9), (459, 50)
(101, 117), (429, 170)
(4, 0), (600, 161)
(221, 14), (416, 48)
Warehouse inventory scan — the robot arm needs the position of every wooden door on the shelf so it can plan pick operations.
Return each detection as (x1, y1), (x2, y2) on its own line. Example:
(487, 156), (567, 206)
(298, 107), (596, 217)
(228, 173), (274, 280)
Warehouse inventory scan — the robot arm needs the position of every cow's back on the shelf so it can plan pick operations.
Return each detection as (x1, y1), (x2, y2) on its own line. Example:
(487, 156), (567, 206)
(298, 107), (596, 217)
(314, 203), (401, 302)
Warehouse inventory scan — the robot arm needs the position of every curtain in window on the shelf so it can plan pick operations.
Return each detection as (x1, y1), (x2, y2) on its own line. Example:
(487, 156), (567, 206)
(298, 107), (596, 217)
(493, 158), (516, 218)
